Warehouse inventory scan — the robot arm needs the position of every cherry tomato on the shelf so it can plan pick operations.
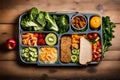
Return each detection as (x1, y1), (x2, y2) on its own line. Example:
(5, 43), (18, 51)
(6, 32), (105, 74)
(38, 33), (45, 39)
(37, 39), (45, 45)
(87, 34), (93, 40)
(38, 33), (43, 39)
(93, 33), (99, 39)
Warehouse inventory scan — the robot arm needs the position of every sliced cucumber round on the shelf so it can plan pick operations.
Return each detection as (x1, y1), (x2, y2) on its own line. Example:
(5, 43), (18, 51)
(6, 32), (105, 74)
(71, 55), (78, 63)
(72, 49), (79, 55)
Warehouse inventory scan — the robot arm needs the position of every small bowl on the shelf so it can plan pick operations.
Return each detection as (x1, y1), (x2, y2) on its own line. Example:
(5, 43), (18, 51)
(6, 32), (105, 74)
(71, 14), (87, 30)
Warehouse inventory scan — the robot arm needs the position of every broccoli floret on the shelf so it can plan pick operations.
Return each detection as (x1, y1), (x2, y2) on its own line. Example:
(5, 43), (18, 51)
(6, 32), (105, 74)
(21, 16), (44, 31)
(21, 16), (38, 27)
(56, 15), (69, 34)
(45, 12), (58, 32)
(60, 15), (69, 26)
(29, 7), (39, 20)
(21, 7), (46, 31)
(36, 12), (46, 27)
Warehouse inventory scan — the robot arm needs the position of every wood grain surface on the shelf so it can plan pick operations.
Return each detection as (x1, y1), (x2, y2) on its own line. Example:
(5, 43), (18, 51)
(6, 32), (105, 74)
(0, 0), (120, 79)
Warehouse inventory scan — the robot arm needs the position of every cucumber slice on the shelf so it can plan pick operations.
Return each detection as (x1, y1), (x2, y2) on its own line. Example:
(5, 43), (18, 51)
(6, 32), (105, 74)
(72, 49), (79, 55)
(29, 52), (34, 57)
(27, 58), (30, 62)
(22, 49), (25, 53)
(29, 47), (34, 51)
(34, 52), (37, 55)
(71, 55), (78, 63)
(24, 48), (29, 53)
(30, 57), (37, 62)
(31, 48), (37, 52)
(24, 52), (29, 58)
(34, 54), (38, 58)
(21, 53), (25, 57)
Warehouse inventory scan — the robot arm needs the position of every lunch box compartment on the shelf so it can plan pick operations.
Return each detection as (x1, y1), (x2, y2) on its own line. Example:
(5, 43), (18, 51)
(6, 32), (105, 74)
(20, 46), (38, 64)
(38, 46), (59, 65)
(21, 32), (58, 46)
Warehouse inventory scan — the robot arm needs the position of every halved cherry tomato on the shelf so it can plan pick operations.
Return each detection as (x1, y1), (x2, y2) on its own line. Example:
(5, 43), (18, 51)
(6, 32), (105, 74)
(37, 39), (45, 45)
(38, 33), (45, 39)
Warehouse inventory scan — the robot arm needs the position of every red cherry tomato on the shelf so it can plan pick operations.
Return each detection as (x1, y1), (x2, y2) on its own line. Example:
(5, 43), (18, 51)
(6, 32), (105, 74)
(37, 39), (45, 45)
(87, 34), (93, 40)
(38, 33), (43, 39)
(93, 33), (99, 39)
(38, 33), (45, 39)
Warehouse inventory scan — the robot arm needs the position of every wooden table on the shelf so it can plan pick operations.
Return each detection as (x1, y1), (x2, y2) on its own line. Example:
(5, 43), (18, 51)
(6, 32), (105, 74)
(0, 0), (120, 79)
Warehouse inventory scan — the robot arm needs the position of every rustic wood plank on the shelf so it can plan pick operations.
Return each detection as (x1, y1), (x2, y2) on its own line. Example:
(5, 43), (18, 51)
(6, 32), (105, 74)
(109, 25), (120, 50)
(0, 0), (120, 23)
(0, 61), (120, 79)
(0, 24), (18, 45)
(103, 51), (120, 61)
